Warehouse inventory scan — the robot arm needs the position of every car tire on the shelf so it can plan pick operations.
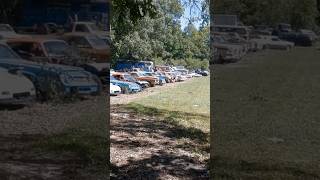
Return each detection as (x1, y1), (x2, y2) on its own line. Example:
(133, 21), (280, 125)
(92, 75), (103, 96)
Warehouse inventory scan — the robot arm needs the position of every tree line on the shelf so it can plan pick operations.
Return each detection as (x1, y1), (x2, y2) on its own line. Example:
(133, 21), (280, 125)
(212, 0), (320, 31)
(112, 0), (210, 70)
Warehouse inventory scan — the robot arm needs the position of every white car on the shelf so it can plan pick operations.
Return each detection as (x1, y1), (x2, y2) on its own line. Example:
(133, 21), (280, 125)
(0, 24), (30, 39)
(251, 35), (294, 50)
(110, 83), (121, 96)
(189, 73), (202, 77)
(0, 67), (36, 104)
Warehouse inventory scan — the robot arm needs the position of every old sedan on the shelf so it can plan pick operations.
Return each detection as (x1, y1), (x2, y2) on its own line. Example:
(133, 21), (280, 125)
(7, 38), (109, 84)
(61, 33), (110, 63)
(0, 42), (101, 99)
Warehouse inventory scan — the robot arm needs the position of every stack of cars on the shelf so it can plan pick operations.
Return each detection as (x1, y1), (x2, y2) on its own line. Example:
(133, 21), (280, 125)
(212, 20), (319, 64)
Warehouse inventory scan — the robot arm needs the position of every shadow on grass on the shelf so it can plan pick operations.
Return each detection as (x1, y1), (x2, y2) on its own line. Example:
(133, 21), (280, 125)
(125, 103), (209, 143)
(211, 156), (320, 179)
(111, 104), (210, 179)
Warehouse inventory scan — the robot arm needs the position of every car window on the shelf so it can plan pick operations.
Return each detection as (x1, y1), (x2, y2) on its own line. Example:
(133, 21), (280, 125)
(87, 35), (108, 48)
(0, 44), (20, 59)
(88, 24), (99, 31)
(8, 42), (45, 57)
(69, 36), (91, 48)
(43, 41), (70, 57)
(75, 24), (89, 32)
(0, 25), (14, 32)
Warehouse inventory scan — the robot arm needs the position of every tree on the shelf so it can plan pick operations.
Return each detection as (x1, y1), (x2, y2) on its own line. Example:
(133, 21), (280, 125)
(0, 0), (22, 23)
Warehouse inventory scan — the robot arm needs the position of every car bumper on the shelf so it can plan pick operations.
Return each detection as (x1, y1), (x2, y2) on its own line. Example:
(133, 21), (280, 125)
(110, 90), (121, 96)
(65, 86), (99, 95)
(0, 95), (36, 105)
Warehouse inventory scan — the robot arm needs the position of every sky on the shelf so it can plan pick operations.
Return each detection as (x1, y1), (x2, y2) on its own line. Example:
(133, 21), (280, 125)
(180, 0), (203, 30)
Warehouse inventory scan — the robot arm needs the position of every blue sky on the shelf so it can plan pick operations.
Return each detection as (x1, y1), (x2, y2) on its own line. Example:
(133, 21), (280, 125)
(180, 0), (202, 30)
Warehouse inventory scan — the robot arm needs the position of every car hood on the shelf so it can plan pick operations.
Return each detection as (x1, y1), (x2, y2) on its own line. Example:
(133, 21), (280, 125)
(110, 83), (121, 91)
(0, 68), (34, 93)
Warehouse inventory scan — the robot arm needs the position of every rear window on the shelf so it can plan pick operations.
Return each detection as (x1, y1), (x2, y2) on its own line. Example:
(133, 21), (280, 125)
(0, 44), (20, 59)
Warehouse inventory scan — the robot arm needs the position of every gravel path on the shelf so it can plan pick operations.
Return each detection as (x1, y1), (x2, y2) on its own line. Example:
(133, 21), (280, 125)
(0, 96), (108, 179)
(0, 96), (107, 135)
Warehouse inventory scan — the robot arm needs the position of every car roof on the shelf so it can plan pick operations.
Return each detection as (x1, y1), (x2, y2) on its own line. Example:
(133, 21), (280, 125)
(7, 38), (66, 44)
(63, 32), (97, 37)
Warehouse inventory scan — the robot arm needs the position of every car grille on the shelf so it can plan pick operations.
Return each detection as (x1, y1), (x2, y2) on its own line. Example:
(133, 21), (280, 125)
(13, 92), (30, 99)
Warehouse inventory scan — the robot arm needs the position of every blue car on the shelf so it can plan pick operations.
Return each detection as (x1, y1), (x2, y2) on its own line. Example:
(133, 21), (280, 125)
(110, 74), (141, 93)
(0, 42), (101, 99)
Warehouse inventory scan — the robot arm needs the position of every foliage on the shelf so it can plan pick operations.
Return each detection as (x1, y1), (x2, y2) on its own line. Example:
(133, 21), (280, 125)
(112, 0), (210, 70)
(212, 0), (320, 30)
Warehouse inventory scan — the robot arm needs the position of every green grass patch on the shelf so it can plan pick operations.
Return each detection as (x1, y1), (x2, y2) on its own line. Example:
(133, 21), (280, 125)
(212, 46), (320, 178)
(134, 77), (210, 115)
(131, 77), (210, 132)
(123, 77), (210, 155)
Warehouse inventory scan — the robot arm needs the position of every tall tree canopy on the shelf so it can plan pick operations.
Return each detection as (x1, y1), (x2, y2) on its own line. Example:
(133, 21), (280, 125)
(112, 0), (209, 70)
(212, 0), (320, 30)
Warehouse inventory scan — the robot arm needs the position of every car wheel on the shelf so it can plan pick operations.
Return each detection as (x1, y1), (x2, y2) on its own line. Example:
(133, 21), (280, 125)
(123, 87), (130, 94)
(92, 75), (103, 96)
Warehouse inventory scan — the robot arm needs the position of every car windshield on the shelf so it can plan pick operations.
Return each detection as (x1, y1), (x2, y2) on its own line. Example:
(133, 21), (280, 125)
(44, 41), (76, 57)
(124, 74), (136, 81)
(89, 24), (100, 31)
(144, 72), (154, 76)
(87, 35), (108, 48)
(0, 44), (20, 59)
(0, 25), (14, 32)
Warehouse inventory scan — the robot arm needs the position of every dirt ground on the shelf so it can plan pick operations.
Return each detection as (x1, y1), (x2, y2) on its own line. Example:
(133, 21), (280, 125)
(110, 79), (209, 179)
(0, 96), (108, 180)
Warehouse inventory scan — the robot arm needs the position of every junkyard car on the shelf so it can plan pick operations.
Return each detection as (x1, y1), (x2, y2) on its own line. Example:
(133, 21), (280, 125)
(252, 35), (294, 50)
(110, 74), (141, 93)
(69, 21), (110, 44)
(62, 33), (110, 62)
(7, 38), (109, 84)
(299, 29), (318, 41)
(0, 42), (101, 99)
(112, 72), (149, 88)
(110, 83), (121, 96)
(0, 67), (36, 104)
(141, 72), (166, 85)
(130, 72), (158, 87)
(211, 36), (243, 63)
(0, 24), (30, 39)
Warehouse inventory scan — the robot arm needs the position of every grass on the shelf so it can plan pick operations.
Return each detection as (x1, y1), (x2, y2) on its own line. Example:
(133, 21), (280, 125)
(122, 77), (210, 158)
(212, 45), (320, 179)
(130, 77), (210, 132)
